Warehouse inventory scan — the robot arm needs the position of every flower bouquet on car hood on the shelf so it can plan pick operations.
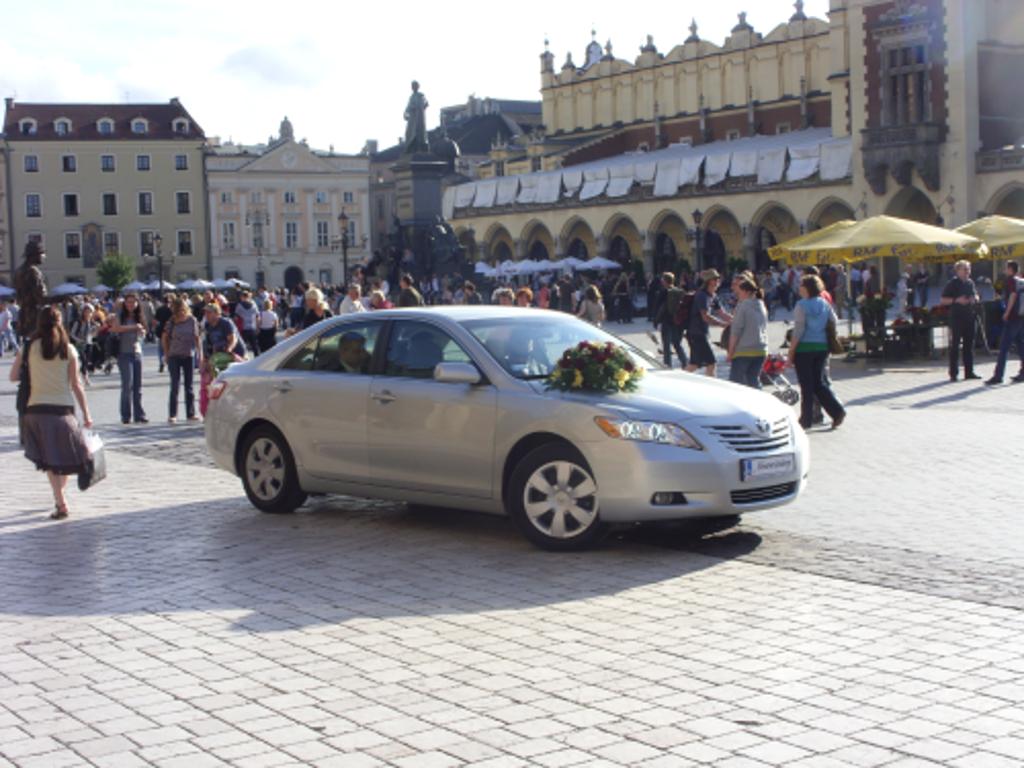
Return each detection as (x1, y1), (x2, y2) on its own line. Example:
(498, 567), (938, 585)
(547, 341), (644, 393)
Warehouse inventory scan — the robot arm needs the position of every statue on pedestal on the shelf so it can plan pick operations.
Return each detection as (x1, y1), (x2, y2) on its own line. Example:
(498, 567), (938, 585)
(403, 81), (429, 154)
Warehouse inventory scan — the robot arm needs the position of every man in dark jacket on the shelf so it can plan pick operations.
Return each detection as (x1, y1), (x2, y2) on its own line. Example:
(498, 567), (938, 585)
(397, 273), (424, 307)
(652, 272), (687, 369)
(941, 260), (980, 381)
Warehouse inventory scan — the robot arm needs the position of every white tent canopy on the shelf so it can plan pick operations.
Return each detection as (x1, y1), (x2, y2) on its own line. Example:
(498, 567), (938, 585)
(122, 281), (147, 293)
(450, 127), (847, 211)
(50, 283), (87, 297)
(90, 284), (113, 294)
(0, 284), (15, 297)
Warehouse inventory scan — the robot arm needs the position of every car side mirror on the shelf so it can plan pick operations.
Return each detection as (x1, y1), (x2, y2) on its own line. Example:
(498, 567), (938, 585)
(433, 362), (481, 385)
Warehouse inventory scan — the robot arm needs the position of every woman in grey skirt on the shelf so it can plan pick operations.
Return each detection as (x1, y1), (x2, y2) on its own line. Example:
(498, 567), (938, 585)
(9, 305), (93, 519)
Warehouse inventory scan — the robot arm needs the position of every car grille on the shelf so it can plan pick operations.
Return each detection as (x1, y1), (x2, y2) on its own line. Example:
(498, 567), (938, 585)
(731, 482), (797, 505)
(704, 418), (790, 453)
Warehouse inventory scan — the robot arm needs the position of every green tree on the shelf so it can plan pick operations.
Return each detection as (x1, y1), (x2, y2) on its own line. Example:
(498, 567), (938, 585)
(95, 253), (135, 291)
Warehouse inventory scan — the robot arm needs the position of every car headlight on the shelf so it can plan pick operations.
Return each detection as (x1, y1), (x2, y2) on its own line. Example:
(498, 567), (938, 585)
(594, 417), (704, 450)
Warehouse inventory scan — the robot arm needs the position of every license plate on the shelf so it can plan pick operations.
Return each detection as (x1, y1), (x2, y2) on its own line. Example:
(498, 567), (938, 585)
(741, 454), (795, 482)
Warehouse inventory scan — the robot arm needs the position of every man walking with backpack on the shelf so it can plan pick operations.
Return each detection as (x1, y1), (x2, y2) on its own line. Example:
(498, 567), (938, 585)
(986, 261), (1024, 385)
(652, 272), (688, 369)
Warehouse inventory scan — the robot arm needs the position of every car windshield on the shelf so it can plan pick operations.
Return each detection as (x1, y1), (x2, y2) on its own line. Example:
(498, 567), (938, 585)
(461, 314), (663, 380)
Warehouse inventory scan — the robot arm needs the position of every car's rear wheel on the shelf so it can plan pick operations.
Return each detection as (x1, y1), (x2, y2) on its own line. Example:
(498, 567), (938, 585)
(508, 443), (607, 551)
(240, 426), (307, 514)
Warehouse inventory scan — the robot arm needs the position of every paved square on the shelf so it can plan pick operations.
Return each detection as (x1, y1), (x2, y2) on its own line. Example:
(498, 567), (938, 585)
(1, 340), (1022, 767)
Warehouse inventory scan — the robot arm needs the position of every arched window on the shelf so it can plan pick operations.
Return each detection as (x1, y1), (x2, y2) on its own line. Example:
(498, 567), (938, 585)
(131, 119), (148, 135)
(172, 119), (189, 134)
(18, 119), (37, 136)
(97, 118), (114, 135)
(54, 118), (72, 135)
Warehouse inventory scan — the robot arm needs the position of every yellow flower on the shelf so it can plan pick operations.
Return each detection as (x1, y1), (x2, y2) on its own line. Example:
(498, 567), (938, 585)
(572, 370), (584, 388)
(614, 369), (629, 387)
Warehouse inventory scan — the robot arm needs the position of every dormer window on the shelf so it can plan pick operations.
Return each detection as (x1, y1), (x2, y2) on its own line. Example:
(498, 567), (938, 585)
(172, 119), (189, 134)
(18, 119), (37, 136)
(55, 119), (72, 136)
(97, 118), (114, 135)
(131, 119), (148, 135)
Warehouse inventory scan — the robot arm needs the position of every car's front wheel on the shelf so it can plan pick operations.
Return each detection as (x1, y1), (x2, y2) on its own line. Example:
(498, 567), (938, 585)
(240, 426), (307, 514)
(508, 443), (607, 551)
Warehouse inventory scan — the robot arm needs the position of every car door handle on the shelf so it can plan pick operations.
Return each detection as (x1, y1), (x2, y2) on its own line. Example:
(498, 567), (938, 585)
(372, 390), (396, 404)
(275, 381), (293, 393)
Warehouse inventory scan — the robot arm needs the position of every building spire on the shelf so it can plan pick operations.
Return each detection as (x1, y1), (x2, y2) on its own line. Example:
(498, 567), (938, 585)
(686, 18), (700, 43)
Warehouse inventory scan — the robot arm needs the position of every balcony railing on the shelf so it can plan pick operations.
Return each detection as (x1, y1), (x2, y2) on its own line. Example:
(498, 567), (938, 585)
(977, 146), (1024, 173)
(862, 122), (944, 148)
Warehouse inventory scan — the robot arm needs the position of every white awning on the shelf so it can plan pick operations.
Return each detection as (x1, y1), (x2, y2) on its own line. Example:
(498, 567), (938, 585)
(653, 159), (681, 197)
(786, 143), (820, 182)
(535, 172), (563, 204)
(562, 169), (584, 196)
(820, 140), (853, 181)
(678, 155), (704, 186)
(634, 159), (657, 184)
(495, 177), (520, 206)
(516, 175), (539, 204)
(757, 148), (787, 185)
(454, 183), (477, 208)
(472, 180), (498, 208)
(605, 164), (635, 197)
(704, 153), (731, 186)
(579, 167), (610, 201)
(442, 186), (456, 220)
(729, 149), (759, 177)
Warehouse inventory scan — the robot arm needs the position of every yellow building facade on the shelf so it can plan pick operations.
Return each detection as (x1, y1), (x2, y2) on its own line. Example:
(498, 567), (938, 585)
(2, 99), (209, 285)
(449, 0), (1024, 282)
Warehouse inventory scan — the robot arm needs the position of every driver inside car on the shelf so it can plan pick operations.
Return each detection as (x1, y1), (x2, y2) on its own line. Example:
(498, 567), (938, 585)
(337, 332), (372, 374)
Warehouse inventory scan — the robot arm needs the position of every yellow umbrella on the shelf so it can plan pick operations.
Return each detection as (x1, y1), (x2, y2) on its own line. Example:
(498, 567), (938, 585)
(955, 215), (1024, 259)
(768, 215), (989, 266)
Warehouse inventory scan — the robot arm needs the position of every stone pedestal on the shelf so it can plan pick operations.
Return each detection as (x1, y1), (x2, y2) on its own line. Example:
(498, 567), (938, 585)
(392, 154), (449, 227)
(389, 153), (464, 278)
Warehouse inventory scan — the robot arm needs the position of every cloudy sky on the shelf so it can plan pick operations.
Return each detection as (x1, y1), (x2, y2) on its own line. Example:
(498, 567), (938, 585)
(1, 0), (829, 153)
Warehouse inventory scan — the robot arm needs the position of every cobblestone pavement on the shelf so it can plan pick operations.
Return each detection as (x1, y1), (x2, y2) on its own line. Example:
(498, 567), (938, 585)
(1, 328), (1023, 767)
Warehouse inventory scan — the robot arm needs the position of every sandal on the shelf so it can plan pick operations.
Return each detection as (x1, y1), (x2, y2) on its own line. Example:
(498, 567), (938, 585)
(50, 505), (69, 520)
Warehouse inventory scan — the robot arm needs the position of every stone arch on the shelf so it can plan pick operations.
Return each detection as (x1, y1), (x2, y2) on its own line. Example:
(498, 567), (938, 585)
(560, 216), (597, 260)
(808, 197), (857, 230)
(520, 219), (555, 262)
(648, 209), (691, 276)
(701, 205), (743, 274)
(484, 223), (515, 264)
(885, 186), (937, 224)
(987, 183), (1024, 218)
(601, 213), (643, 266)
(751, 202), (801, 272)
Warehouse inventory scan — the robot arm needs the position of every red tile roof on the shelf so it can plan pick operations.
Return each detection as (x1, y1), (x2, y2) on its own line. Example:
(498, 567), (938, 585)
(3, 99), (205, 141)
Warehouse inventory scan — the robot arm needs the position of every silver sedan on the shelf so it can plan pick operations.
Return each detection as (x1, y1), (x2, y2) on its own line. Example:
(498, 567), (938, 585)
(205, 307), (809, 550)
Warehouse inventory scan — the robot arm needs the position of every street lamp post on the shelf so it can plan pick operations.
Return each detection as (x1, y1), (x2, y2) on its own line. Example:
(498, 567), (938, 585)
(153, 233), (164, 298)
(338, 209), (350, 286)
(245, 209), (270, 287)
(692, 208), (703, 273)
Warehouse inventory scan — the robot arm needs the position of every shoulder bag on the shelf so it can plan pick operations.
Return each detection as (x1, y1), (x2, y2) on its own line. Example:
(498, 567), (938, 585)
(826, 317), (845, 355)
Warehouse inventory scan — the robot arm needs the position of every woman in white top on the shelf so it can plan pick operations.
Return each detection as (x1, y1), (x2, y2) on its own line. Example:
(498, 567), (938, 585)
(10, 305), (93, 519)
(257, 299), (279, 353)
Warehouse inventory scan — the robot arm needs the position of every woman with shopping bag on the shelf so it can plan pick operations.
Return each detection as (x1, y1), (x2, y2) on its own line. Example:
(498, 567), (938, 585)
(9, 305), (95, 519)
